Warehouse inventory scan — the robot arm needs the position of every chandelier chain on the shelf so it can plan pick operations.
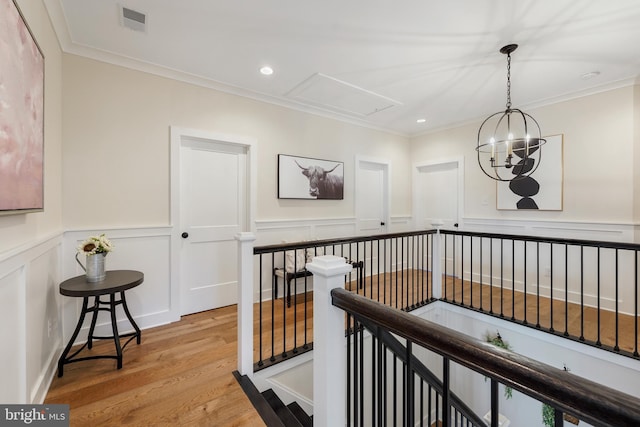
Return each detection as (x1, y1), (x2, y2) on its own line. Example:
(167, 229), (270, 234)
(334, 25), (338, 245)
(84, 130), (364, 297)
(506, 53), (512, 110)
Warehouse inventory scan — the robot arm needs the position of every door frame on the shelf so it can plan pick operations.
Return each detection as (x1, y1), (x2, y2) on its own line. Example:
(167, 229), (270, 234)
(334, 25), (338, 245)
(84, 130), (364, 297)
(354, 155), (391, 235)
(169, 126), (257, 321)
(412, 156), (464, 230)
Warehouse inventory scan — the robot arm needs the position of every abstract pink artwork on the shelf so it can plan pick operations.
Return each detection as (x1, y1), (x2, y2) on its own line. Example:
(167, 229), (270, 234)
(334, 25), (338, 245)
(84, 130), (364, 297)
(0, 0), (44, 214)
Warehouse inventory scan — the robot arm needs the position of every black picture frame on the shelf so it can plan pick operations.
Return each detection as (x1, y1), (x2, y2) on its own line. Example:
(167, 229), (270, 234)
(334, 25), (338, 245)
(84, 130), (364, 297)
(278, 154), (344, 200)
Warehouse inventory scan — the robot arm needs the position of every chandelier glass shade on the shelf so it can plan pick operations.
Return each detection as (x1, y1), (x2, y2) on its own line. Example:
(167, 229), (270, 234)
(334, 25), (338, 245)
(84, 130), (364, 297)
(476, 44), (546, 182)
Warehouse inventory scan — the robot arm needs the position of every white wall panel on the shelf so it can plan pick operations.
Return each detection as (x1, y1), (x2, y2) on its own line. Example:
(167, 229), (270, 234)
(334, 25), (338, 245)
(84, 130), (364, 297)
(0, 268), (25, 403)
(63, 228), (173, 340)
(26, 247), (61, 403)
(0, 234), (62, 404)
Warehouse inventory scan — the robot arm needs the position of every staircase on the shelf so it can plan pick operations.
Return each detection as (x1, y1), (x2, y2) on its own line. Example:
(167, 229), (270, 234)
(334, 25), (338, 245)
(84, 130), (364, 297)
(234, 371), (313, 426)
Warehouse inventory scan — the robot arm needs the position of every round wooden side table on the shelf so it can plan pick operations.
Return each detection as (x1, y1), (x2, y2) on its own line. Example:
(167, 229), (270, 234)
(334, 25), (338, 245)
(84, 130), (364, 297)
(57, 270), (143, 377)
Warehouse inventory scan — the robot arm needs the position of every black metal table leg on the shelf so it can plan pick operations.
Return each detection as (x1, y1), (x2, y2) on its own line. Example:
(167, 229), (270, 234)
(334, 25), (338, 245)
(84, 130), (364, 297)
(57, 297), (90, 377)
(120, 291), (141, 344)
(109, 293), (123, 369)
(86, 296), (100, 349)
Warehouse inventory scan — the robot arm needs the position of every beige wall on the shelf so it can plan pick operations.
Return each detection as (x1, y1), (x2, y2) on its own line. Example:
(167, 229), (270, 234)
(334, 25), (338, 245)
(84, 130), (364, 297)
(62, 55), (412, 229)
(411, 86), (636, 224)
(0, 0), (63, 254)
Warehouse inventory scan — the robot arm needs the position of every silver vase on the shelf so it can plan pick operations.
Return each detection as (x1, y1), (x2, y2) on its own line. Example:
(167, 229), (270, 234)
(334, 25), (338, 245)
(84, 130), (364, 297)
(75, 252), (107, 282)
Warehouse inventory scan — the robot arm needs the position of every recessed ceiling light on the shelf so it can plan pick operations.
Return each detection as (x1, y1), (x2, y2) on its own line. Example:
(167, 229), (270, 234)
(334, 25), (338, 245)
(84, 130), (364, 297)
(260, 66), (274, 76)
(581, 71), (600, 80)
(416, 118), (426, 124)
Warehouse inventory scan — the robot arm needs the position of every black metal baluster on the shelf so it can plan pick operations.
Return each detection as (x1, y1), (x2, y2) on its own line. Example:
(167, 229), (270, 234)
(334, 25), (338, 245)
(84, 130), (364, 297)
(395, 237), (399, 309)
(420, 379), (424, 427)
(377, 239), (381, 304)
(500, 239), (504, 318)
(429, 233), (433, 301)
(406, 341), (414, 427)
(304, 251), (312, 350)
(419, 235), (424, 304)
(359, 324), (364, 424)
(369, 240), (374, 301)
(434, 389), (440, 427)
(444, 234), (449, 301)
(377, 327), (384, 426)
(470, 236), (473, 308)
(393, 354), (397, 427)
(479, 236), (483, 311)
(536, 242), (541, 329)
(282, 251), (288, 358)
(636, 251), (639, 357)
(409, 236), (413, 308)
(523, 241), (528, 325)
(383, 345), (388, 424)
(564, 244), (569, 337)
(347, 313), (352, 427)
(554, 407), (563, 427)
(580, 246), (585, 342)
(444, 234), (457, 301)
(402, 236), (406, 310)
(259, 254), (264, 366)
(597, 247), (601, 346)
(511, 239), (516, 321)
(354, 318), (359, 427)
(615, 249), (620, 351)
(550, 243), (554, 333)
(428, 386), (432, 427)
(490, 379), (499, 427)
(271, 253), (277, 362)
(371, 333), (376, 426)
(460, 234), (464, 305)
(490, 238), (494, 314)
(443, 358), (450, 427)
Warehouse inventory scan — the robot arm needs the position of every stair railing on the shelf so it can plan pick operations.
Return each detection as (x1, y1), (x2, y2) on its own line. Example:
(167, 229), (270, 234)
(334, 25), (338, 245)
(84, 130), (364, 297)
(330, 281), (640, 427)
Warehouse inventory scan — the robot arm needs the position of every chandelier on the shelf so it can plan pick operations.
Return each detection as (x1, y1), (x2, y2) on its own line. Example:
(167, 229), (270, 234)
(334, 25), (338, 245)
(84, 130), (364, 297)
(476, 44), (545, 181)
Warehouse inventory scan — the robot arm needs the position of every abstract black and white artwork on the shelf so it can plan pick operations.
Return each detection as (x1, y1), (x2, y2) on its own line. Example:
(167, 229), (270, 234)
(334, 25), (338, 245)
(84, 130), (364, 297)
(497, 134), (563, 210)
(278, 154), (344, 200)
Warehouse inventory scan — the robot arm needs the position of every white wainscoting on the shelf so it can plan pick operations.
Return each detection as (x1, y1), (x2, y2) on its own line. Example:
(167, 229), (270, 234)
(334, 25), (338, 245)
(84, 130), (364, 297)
(462, 217), (636, 242)
(443, 218), (639, 314)
(0, 233), (62, 404)
(8, 217), (635, 405)
(62, 227), (175, 343)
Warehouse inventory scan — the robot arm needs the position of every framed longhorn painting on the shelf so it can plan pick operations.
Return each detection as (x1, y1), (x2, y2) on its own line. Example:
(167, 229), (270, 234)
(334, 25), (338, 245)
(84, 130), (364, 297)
(497, 134), (563, 210)
(0, 0), (45, 215)
(278, 154), (344, 200)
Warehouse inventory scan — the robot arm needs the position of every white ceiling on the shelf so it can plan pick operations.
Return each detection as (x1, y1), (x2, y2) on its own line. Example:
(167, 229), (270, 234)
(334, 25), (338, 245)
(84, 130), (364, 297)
(44, 0), (640, 136)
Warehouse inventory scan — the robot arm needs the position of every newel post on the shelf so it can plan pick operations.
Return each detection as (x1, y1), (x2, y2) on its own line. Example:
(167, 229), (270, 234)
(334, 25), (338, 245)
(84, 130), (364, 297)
(236, 232), (256, 376)
(307, 256), (353, 427)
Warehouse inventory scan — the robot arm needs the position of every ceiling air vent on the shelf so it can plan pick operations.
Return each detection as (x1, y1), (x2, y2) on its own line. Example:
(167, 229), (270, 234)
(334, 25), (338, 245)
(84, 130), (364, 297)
(120, 6), (147, 32)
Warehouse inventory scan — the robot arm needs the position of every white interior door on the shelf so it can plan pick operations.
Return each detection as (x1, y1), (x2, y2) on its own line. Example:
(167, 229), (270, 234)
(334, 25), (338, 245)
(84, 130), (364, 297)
(356, 159), (389, 235)
(414, 160), (461, 230)
(414, 159), (463, 278)
(179, 137), (247, 315)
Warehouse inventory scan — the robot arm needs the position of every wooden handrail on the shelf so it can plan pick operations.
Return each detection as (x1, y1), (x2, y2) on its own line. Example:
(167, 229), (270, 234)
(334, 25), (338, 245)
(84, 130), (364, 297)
(332, 287), (640, 427)
(253, 229), (435, 254)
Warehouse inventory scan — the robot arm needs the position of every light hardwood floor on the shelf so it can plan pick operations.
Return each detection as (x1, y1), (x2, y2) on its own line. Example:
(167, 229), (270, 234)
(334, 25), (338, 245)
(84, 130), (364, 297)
(45, 272), (638, 426)
(45, 306), (265, 427)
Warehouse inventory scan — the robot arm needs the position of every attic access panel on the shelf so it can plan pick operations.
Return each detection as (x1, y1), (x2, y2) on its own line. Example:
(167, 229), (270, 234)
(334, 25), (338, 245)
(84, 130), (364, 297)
(286, 73), (401, 117)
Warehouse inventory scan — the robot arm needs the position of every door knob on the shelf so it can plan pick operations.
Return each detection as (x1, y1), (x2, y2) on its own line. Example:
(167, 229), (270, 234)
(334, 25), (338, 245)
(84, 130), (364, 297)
(454, 223), (459, 228)
(380, 222), (386, 226)
(181, 232), (189, 238)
